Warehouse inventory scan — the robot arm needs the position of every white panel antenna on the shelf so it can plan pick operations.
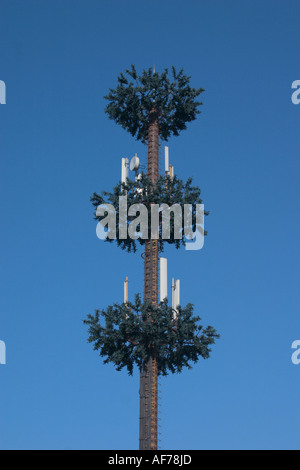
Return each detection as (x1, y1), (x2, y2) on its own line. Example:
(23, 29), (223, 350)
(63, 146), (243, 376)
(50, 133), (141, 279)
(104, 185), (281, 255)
(172, 278), (180, 320)
(121, 158), (129, 184)
(124, 276), (129, 303)
(165, 147), (174, 178)
(164, 146), (169, 174)
(160, 258), (168, 302)
(169, 165), (174, 180)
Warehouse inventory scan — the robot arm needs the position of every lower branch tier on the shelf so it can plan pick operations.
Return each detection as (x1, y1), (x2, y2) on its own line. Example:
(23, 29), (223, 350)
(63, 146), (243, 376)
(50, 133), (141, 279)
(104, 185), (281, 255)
(84, 294), (220, 376)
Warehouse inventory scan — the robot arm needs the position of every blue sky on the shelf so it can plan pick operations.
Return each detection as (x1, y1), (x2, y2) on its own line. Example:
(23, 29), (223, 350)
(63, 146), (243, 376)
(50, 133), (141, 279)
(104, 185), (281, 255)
(0, 0), (299, 450)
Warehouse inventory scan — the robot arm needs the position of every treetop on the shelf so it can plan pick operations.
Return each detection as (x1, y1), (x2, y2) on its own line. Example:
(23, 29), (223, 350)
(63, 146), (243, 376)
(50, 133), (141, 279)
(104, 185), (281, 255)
(104, 65), (204, 142)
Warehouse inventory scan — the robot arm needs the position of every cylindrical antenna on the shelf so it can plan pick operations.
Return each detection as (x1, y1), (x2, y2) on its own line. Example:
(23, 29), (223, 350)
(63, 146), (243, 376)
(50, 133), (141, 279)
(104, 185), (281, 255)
(172, 278), (180, 320)
(172, 278), (175, 311)
(160, 258), (168, 302)
(175, 279), (180, 307)
(124, 276), (129, 304)
(164, 146), (169, 175)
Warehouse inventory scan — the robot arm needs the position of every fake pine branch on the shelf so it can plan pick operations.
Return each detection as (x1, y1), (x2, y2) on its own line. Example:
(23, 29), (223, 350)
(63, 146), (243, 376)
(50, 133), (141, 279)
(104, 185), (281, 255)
(84, 295), (219, 376)
(91, 174), (209, 253)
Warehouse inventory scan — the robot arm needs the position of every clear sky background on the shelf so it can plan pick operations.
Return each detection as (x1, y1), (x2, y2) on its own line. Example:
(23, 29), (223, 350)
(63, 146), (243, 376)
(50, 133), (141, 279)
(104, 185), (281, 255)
(0, 0), (299, 450)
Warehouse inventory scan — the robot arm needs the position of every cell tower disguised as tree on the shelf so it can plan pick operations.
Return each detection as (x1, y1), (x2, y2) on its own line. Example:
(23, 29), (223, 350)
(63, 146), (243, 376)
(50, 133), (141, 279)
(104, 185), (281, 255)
(84, 66), (219, 450)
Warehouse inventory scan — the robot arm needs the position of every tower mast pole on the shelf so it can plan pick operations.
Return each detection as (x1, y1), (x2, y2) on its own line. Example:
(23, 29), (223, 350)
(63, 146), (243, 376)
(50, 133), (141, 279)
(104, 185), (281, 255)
(139, 107), (159, 450)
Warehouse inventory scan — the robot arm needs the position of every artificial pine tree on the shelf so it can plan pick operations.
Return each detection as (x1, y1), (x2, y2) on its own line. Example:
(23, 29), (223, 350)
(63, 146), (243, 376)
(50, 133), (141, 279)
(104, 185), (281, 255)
(85, 66), (219, 450)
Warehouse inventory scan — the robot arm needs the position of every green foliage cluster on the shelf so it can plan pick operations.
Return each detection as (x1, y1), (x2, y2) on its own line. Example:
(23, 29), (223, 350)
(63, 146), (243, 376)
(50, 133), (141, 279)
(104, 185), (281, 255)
(91, 173), (208, 253)
(84, 295), (219, 376)
(104, 65), (204, 142)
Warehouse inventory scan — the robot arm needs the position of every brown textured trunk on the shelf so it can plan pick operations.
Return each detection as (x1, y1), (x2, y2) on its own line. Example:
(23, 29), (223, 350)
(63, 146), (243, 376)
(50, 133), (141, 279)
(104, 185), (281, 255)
(139, 108), (159, 450)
